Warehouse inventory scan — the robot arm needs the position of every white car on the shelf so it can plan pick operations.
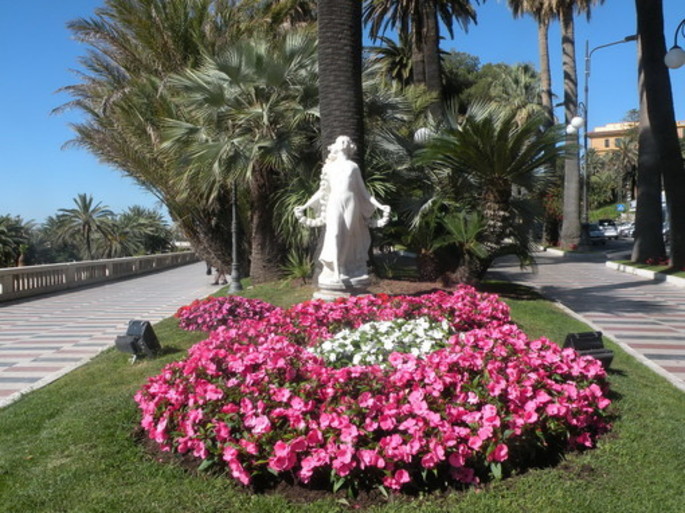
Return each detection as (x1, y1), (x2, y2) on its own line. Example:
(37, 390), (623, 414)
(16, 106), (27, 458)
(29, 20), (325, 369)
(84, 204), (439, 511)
(598, 219), (619, 240)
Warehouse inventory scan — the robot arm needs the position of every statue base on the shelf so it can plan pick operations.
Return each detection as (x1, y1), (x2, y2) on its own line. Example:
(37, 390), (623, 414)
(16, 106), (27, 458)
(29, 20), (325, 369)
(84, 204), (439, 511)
(313, 275), (371, 301)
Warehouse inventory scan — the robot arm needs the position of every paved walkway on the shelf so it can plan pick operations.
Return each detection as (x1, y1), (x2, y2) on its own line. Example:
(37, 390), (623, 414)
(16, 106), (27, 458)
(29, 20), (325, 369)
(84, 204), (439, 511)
(0, 261), (223, 408)
(488, 251), (685, 393)
(4, 253), (684, 409)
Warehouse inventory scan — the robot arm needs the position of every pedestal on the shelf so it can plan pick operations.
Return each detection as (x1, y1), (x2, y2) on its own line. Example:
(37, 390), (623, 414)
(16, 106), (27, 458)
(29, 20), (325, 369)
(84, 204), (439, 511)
(313, 275), (371, 301)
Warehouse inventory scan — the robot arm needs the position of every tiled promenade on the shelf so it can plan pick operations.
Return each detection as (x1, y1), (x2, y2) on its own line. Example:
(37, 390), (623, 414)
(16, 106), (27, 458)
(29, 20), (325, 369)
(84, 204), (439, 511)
(3, 253), (684, 410)
(0, 261), (222, 408)
(489, 252), (685, 393)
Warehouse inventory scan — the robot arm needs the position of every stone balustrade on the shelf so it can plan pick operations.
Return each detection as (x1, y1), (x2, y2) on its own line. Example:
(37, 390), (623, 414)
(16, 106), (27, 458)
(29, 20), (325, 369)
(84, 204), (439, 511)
(0, 251), (198, 302)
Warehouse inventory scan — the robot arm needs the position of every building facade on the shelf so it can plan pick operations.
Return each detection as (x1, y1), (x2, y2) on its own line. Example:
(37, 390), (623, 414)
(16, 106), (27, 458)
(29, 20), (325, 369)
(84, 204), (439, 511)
(588, 120), (685, 154)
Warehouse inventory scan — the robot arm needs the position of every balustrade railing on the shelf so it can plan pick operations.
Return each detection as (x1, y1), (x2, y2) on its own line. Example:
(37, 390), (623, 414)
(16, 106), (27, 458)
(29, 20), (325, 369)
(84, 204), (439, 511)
(0, 251), (198, 302)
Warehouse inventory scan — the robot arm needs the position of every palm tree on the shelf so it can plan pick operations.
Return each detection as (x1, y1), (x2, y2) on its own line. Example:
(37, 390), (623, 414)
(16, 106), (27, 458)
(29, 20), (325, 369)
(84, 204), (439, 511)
(363, 0), (478, 109)
(60, 0), (246, 272)
(121, 206), (174, 254)
(605, 135), (638, 203)
(507, 0), (556, 127)
(0, 215), (32, 267)
(163, 32), (319, 283)
(239, 0), (317, 31)
(414, 103), (565, 281)
(57, 194), (114, 260)
(546, 0), (603, 249)
(318, 0), (365, 159)
(476, 63), (543, 125)
(632, 0), (685, 267)
(367, 33), (414, 88)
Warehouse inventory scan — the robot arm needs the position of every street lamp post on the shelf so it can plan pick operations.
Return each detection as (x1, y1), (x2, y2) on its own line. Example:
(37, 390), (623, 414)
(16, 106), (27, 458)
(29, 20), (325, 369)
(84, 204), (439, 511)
(229, 181), (242, 293)
(566, 34), (637, 240)
(665, 19), (685, 69)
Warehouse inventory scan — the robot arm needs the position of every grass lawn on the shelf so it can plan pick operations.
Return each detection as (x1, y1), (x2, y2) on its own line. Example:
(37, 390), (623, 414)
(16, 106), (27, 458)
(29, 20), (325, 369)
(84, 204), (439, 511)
(1, 281), (684, 513)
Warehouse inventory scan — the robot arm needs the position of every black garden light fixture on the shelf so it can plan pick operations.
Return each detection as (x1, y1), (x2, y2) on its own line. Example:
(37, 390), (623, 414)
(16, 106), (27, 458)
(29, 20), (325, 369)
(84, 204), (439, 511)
(564, 331), (614, 369)
(115, 320), (161, 363)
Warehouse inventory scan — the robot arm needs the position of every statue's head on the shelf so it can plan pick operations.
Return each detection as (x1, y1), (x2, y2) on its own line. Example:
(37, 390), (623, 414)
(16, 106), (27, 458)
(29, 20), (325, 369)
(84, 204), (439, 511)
(328, 135), (356, 159)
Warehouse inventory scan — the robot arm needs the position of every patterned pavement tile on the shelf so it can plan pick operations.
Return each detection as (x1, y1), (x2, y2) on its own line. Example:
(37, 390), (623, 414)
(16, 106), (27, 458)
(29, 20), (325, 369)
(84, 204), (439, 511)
(0, 261), (224, 408)
(489, 253), (685, 393)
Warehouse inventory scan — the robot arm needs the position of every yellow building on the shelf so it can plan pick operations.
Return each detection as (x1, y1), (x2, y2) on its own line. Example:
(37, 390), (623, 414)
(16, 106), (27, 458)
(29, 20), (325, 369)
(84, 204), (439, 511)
(588, 121), (685, 154)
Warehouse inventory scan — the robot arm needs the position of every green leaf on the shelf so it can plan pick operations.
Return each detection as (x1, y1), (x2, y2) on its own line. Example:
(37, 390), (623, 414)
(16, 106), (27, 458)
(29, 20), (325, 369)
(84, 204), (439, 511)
(332, 475), (347, 494)
(490, 462), (503, 480)
(198, 458), (216, 472)
(377, 484), (389, 499)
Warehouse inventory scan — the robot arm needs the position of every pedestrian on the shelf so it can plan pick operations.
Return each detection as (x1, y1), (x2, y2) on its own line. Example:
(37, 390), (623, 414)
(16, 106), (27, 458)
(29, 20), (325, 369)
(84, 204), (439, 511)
(213, 266), (228, 285)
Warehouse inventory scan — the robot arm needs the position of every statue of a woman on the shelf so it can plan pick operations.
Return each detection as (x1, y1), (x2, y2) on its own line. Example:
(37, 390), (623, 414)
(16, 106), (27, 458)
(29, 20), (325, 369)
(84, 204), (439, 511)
(295, 136), (390, 291)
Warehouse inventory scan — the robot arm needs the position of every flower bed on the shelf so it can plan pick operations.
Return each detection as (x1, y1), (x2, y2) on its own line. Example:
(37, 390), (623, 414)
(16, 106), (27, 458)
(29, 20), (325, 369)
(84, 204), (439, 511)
(138, 287), (611, 494)
(175, 296), (280, 332)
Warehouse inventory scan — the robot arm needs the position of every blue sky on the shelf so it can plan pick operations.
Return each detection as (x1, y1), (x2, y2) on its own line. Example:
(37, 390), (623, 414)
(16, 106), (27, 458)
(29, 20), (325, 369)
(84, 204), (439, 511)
(1, 0), (684, 224)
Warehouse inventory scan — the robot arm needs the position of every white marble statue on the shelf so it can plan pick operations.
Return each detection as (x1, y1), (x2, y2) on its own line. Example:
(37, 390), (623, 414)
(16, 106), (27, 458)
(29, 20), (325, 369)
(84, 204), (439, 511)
(294, 136), (390, 292)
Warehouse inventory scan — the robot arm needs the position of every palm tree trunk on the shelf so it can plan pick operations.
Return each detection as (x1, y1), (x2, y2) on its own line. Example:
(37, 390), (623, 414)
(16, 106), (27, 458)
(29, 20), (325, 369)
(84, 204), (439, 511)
(422, 2), (442, 115)
(538, 18), (554, 128)
(317, 0), (364, 162)
(411, 20), (426, 88)
(632, 0), (678, 264)
(559, 6), (581, 249)
(249, 163), (283, 283)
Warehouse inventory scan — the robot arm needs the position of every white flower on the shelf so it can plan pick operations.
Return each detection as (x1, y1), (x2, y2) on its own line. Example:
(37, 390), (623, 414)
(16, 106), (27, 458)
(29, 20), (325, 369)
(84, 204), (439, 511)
(311, 316), (453, 368)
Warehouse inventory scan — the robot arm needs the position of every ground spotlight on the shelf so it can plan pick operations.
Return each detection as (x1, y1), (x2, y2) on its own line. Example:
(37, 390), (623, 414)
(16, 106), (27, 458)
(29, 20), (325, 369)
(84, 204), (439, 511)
(564, 331), (614, 369)
(115, 320), (161, 363)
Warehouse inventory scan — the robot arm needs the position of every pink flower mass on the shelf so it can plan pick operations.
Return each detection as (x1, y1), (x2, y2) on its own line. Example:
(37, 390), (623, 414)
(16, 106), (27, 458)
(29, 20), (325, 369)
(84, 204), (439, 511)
(136, 286), (612, 493)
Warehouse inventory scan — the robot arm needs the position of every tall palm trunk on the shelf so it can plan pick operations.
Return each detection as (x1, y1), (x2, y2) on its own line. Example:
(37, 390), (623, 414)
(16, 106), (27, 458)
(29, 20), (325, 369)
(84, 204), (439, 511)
(559, 6), (581, 249)
(422, 2), (442, 115)
(632, 0), (681, 264)
(538, 18), (554, 128)
(317, 0), (364, 162)
(538, 17), (558, 245)
(249, 163), (283, 283)
(411, 29), (426, 88)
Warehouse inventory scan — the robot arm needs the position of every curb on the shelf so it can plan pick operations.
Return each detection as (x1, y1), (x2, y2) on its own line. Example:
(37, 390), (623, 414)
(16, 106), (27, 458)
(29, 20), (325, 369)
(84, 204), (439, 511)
(605, 261), (685, 288)
(540, 247), (609, 260)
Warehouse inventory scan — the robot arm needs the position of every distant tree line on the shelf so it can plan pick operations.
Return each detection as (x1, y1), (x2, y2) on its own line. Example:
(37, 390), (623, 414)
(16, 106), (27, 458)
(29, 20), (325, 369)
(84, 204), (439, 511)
(0, 194), (175, 268)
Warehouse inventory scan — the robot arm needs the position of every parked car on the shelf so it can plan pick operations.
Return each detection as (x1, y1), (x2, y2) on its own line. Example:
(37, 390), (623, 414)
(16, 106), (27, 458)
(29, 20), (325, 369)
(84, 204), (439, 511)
(618, 222), (635, 238)
(588, 223), (607, 245)
(597, 219), (619, 240)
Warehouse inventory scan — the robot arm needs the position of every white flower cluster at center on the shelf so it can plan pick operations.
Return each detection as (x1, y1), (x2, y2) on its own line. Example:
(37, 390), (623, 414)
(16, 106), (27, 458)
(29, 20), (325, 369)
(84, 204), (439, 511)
(312, 316), (452, 368)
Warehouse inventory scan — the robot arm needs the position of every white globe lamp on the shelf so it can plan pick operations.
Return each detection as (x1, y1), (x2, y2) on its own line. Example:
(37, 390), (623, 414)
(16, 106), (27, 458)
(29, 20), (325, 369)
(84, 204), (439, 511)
(570, 116), (585, 130)
(665, 46), (685, 69)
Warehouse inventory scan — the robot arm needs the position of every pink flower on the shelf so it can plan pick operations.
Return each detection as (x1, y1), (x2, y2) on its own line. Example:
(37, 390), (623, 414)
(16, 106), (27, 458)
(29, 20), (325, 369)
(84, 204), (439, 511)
(249, 415), (272, 435)
(229, 460), (251, 485)
(487, 443), (509, 462)
(138, 286), (613, 491)
(269, 441), (297, 472)
(379, 414), (396, 430)
(239, 439), (258, 455)
(306, 428), (323, 445)
(468, 435), (483, 451)
(358, 449), (385, 469)
(383, 469), (411, 490)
